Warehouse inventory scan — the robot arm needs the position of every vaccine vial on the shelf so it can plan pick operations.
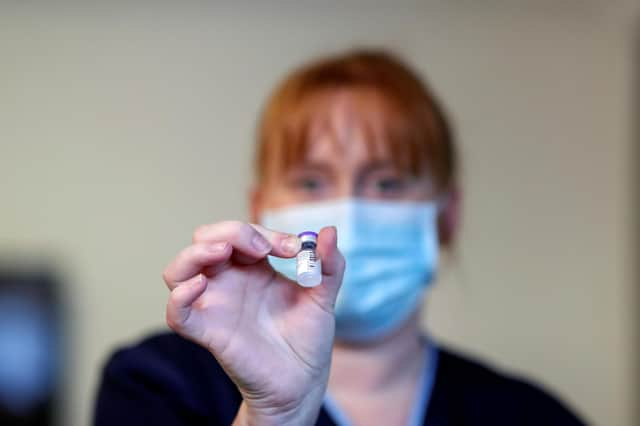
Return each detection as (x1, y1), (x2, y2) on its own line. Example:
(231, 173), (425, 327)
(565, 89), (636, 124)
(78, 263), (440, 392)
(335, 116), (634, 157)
(296, 231), (322, 287)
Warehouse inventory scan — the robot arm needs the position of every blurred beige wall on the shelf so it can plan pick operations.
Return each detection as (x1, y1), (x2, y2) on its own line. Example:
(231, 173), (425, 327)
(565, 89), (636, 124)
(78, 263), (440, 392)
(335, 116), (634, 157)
(1, 2), (637, 425)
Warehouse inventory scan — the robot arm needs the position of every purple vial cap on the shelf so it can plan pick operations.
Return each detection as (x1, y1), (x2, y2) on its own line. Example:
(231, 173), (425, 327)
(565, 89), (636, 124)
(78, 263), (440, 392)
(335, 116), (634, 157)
(297, 231), (318, 238)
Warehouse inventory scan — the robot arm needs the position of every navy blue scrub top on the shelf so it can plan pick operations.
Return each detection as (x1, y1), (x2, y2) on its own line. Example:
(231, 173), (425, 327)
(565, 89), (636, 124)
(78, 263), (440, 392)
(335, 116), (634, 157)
(94, 332), (585, 425)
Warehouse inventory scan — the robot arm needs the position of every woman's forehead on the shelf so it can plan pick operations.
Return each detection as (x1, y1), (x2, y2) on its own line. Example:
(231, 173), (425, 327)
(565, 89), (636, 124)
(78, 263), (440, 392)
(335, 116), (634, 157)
(303, 128), (389, 167)
(302, 89), (394, 165)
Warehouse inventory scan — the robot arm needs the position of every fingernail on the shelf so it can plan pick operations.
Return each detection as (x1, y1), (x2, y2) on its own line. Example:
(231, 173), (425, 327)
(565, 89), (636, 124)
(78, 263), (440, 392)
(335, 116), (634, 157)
(281, 236), (300, 255)
(252, 234), (271, 253)
(207, 242), (228, 253)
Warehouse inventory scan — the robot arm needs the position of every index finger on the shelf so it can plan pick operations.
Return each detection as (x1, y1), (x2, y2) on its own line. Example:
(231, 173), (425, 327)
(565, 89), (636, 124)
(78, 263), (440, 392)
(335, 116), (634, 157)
(162, 242), (232, 290)
(192, 220), (301, 259)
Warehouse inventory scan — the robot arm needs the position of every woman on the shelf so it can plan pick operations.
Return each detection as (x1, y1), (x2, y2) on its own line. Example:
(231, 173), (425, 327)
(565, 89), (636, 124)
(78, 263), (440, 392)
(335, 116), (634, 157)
(94, 50), (584, 425)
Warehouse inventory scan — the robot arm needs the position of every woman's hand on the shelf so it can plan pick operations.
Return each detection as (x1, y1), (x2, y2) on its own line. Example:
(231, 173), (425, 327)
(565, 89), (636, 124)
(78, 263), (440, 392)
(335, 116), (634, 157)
(162, 221), (345, 425)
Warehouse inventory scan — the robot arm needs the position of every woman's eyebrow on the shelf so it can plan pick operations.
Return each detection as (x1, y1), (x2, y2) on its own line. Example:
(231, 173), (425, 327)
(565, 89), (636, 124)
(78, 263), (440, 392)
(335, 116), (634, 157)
(287, 161), (335, 175)
(358, 160), (399, 175)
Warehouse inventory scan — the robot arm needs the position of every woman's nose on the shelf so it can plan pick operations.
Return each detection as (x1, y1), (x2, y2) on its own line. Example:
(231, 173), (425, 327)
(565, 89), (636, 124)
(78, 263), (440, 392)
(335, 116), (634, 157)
(334, 178), (359, 199)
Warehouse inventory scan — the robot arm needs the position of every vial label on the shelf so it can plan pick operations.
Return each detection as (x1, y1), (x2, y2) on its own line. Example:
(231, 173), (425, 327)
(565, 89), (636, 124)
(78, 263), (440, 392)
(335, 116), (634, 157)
(297, 249), (318, 274)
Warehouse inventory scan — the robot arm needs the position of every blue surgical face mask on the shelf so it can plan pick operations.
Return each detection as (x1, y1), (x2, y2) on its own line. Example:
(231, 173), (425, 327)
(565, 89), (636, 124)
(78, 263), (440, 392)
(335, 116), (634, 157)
(260, 198), (439, 342)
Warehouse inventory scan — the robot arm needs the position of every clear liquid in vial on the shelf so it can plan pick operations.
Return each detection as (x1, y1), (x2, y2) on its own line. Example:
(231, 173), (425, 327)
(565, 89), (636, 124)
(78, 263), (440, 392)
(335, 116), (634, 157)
(296, 232), (322, 287)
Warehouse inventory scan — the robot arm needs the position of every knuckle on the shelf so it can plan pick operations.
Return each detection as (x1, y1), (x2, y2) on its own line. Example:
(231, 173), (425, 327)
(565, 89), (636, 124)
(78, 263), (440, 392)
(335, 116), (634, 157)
(166, 312), (179, 331)
(165, 305), (177, 330)
(192, 225), (209, 242)
(175, 247), (190, 265)
(220, 220), (243, 230)
(234, 220), (252, 232)
(161, 268), (171, 284)
(165, 298), (182, 331)
(231, 221), (256, 241)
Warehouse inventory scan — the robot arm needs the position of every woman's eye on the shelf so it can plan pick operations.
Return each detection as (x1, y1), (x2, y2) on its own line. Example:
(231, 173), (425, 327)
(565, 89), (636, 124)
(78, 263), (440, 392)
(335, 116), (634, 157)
(375, 178), (405, 193)
(297, 177), (322, 192)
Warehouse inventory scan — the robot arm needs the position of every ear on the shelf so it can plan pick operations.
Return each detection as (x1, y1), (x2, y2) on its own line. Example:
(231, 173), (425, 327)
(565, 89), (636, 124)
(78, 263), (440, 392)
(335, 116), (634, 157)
(249, 185), (263, 224)
(437, 185), (461, 248)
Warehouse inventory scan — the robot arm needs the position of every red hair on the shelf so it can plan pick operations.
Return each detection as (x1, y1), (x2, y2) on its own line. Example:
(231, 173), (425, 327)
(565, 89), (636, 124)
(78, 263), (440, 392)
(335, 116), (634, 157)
(255, 49), (457, 193)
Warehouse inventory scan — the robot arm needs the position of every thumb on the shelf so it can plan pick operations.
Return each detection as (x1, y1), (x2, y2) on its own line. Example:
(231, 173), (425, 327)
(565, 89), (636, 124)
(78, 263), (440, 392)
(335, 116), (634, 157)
(306, 226), (345, 311)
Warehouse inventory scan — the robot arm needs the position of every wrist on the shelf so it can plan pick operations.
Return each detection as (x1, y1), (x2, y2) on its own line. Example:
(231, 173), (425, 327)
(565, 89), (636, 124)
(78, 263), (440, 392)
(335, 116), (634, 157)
(232, 376), (328, 426)
(232, 400), (319, 426)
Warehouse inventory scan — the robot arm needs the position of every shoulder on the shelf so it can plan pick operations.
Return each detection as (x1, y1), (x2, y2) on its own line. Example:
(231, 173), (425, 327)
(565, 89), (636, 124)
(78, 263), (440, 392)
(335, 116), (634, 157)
(95, 331), (241, 425)
(103, 331), (217, 376)
(102, 331), (235, 393)
(427, 346), (586, 425)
